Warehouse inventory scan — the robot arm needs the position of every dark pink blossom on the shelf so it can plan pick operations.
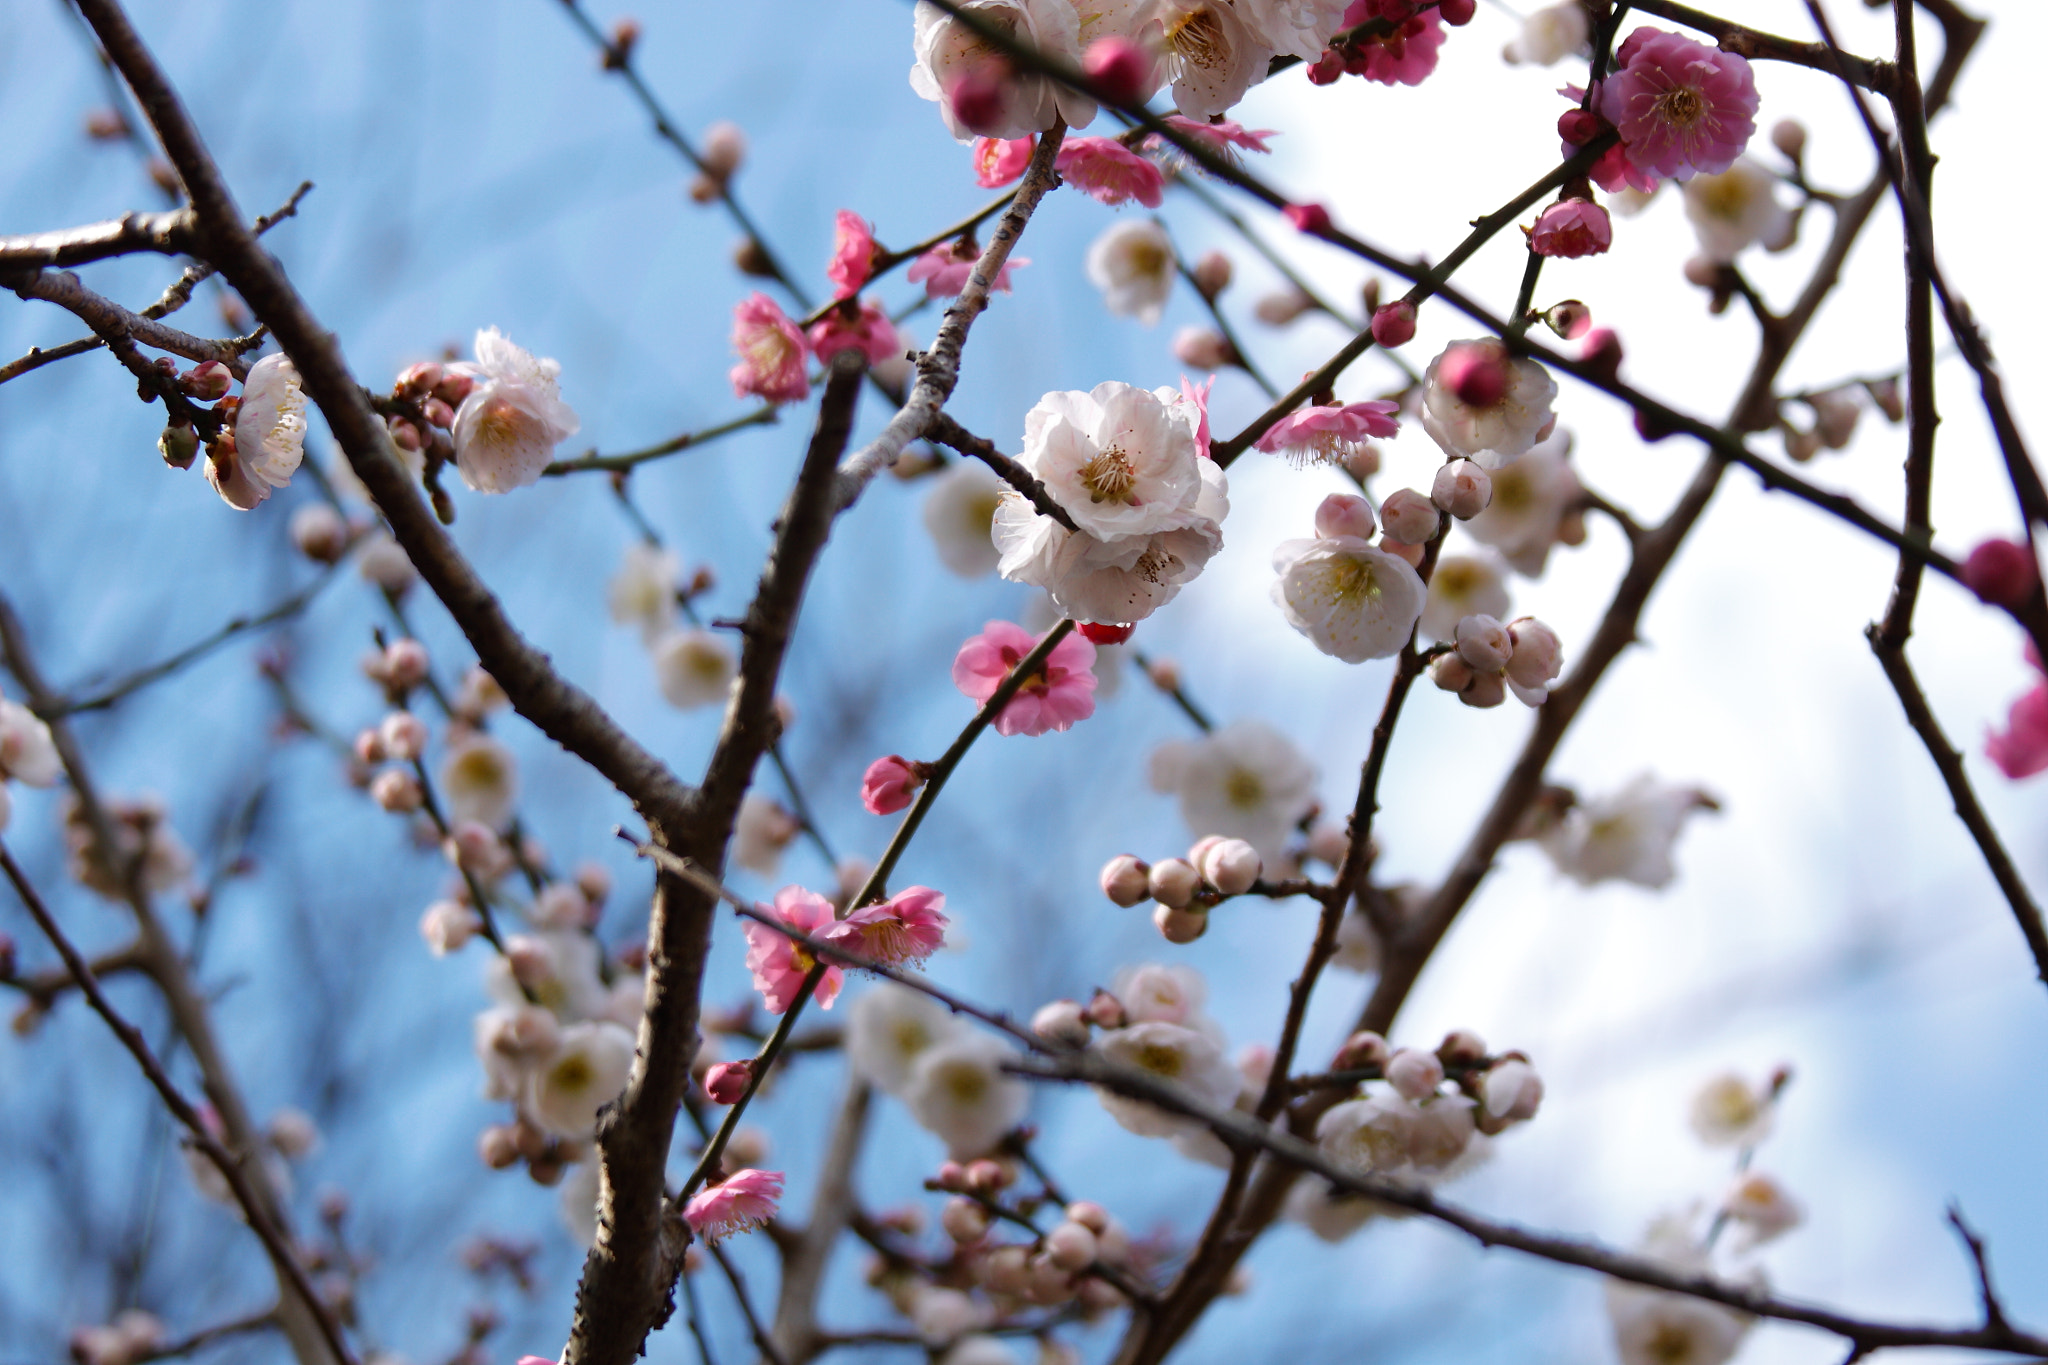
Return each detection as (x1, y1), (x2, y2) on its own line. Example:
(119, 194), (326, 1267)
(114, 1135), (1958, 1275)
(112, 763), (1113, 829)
(1596, 27), (1758, 180)
(906, 240), (1027, 298)
(1054, 137), (1165, 208)
(972, 136), (1035, 188)
(807, 299), (901, 367)
(729, 293), (810, 404)
(827, 210), (879, 299)
(1284, 202), (1332, 234)
(1558, 96), (1660, 194)
(1254, 400), (1401, 465)
(861, 755), (926, 815)
(703, 1060), (752, 1104)
(825, 886), (949, 968)
(1988, 683), (2048, 779)
(742, 886), (843, 1013)
(1962, 538), (2037, 608)
(1529, 198), (1613, 257)
(951, 620), (1098, 737)
(684, 1168), (784, 1241)
(1337, 0), (1446, 86)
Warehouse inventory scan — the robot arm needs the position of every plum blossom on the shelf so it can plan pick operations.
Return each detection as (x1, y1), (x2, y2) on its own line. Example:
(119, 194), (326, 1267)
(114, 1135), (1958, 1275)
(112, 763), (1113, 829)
(607, 542), (680, 643)
(904, 1035), (1031, 1154)
(1597, 27), (1759, 181)
(1420, 554), (1511, 642)
(1113, 961), (1209, 1026)
(1141, 0), (1276, 119)
(1272, 536), (1427, 663)
(847, 983), (963, 1094)
(973, 135), (1035, 186)
(1252, 399), (1399, 467)
(733, 793), (801, 877)
(861, 755), (926, 814)
(652, 628), (737, 710)
(922, 461), (1007, 576)
(1023, 381), (1203, 540)
(1722, 1172), (1803, 1247)
(211, 353), (307, 509)
(1092, 1021), (1241, 1137)
(1987, 682), (2048, 779)
(994, 481), (1226, 624)
(1690, 1072), (1774, 1147)
(1086, 219), (1176, 325)
(446, 330), (579, 494)
(1463, 428), (1583, 576)
(1237, 0), (1349, 60)
(1055, 137), (1166, 207)
(1149, 720), (1316, 860)
(1605, 1222), (1753, 1365)
(0, 697), (61, 788)
(528, 1021), (635, 1139)
(807, 299), (902, 366)
(1422, 339), (1559, 467)
(729, 293), (810, 404)
(441, 732), (518, 830)
(684, 1168), (784, 1241)
(1505, 2), (1588, 64)
(743, 886), (845, 1014)
(951, 620), (1098, 736)
(828, 886), (949, 967)
(1540, 774), (1716, 888)
(1682, 158), (1793, 261)
(1145, 115), (1277, 167)
(1529, 198), (1613, 258)
(827, 210), (879, 298)
(909, 0), (1094, 141)
(1329, 0), (1445, 86)
(907, 238), (1028, 297)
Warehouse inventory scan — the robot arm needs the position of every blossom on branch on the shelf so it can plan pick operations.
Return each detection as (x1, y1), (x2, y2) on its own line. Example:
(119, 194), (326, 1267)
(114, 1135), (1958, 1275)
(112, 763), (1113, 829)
(742, 886), (845, 1014)
(1054, 136), (1166, 207)
(1149, 720), (1317, 860)
(909, 0), (1094, 142)
(1682, 158), (1793, 262)
(0, 696), (61, 789)
(1238, 0), (1349, 61)
(446, 329), (579, 494)
(1422, 339), (1559, 468)
(1086, 219), (1176, 324)
(1253, 399), (1400, 467)
(728, 293), (811, 404)
(1596, 27), (1759, 181)
(1529, 198), (1613, 258)
(827, 210), (880, 298)
(907, 239), (1028, 298)
(952, 619), (1098, 736)
(972, 135), (1036, 187)
(1271, 535), (1427, 663)
(808, 299), (902, 367)
(1143, 0), (1276, 119)
(211, 353), (307, 509)
(684, 1168), (784, 1241)
(828, 886), (950, 967)
(1539, 774), (1716, 888)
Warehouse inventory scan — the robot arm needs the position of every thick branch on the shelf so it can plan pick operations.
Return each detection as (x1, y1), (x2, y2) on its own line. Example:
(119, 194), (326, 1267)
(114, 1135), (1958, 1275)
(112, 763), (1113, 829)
(0, 207), (196, 268)
(3, 266), (260, 378)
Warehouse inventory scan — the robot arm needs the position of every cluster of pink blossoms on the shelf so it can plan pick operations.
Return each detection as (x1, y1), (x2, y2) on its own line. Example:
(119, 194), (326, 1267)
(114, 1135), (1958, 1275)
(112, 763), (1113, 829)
(741, 885), (950, 1014)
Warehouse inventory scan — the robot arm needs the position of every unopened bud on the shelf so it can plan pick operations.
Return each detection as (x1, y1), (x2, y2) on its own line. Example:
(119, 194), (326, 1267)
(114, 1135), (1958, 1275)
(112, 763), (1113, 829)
(734, 237), (776, 277)
(1431, 459), (1492, 519)
(1544, 299), (1592, 340)
(379, 711), (429, 762)
(290, 504), (350, 563)
(1370, 301), (1416, 348)
(1437, 340), (1509, 407)
(1152, 900), (1208, 944)
(1437, 1028), (1488, 1066)
(1043, 1220), (1098, 1271)
(181, 361), (232, 402)
(1505, 617), (1563, 689)
(382, 638), (431, 690)
(701, 121), (748, 179)
(1333, 1030), (1389, 1071)
(1314, 492), (1376, 542)
(1191, 250), (1233, 300)
(1196, 837), (1262, 895)
(1384, 1047), (1446, 1100)
(1770, 118), (1806, 162)
(941, 1196), (991, 1243)
(369, 769), (423, 813)
(1100, 854), (1150, 906)
(1459, 669), (1507, 708)
(1145, 656), (1182, 692)
(704, 1059), (753, 1104)
(1454, 614), (1513, 673)
(1032, 999), (1092, 1047)
(1085, 989), (1126, 1029)
(1146, 857), (1201, 908)
(946, 62), (1014, 137)
(1254, 288), (1314, 327)
(1176, 326), (1237, 373)
(478, 1125), (521, 1169)
(1961, 538), (2037, 608)
(158, 422), (199, 470)
(1379, 488), (1439, 544)
(1430, 651), (1476, 694)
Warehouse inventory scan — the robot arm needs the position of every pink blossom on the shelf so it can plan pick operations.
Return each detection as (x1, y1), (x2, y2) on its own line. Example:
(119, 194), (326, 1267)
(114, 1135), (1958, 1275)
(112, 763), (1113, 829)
(1596, 27), (1758, 180)
(1529, 198), (1613, 257)
(704, 1060), (753, 1105)
(973, 136), (1035, 187)
(1988, 683), (2048, 780)
(1054, 137), (1165, 208)
(827, 210), (879, 299)
(742, 886), (843, 1014)
(825, 886), (949, 967)
(1284, 202), (1332, 234)
(729, 293), (810, 404)
(1372, 301), (1418, 347)
(807, 299), (901, 366)
(861, 755), (926, 815)
(1254, 400), (1401, 465)
(1558, 98), (1661, 194)
(1337, 0), (1446, 86)
(906, 240), (1027, 298)
(1962, 538), (2037, 608)
(684, 1168), (784, 1241)
(1181, 374), (1214, 461)
(1146, 116), (1277, 168)
(951, 620), (1098, 737)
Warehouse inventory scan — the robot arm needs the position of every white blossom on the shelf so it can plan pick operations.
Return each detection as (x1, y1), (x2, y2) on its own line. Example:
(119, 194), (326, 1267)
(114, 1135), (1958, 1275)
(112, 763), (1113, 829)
(1420, 553), (1511, 643)
(922, 461), (1007, 577)
(1421, 341), (1559, 468)
(1236, 0), (1349, 59)
(1138, 0), (1276, 119)
(1148, 720), (1316, 861)
(1112, 962), (1208, 1027)
(608, 543), (680, 643)
(1689, 1072), (1774, 1147)
(1271, 536), (1428, 663)
(651, 628), (737, 710)
(527, 1020), (635, 1139)
(731, 792), (801, 877)
(1316, 1093), (1420, 1175)
(1463, 428), (1582, 577)
(486, 930), (607, 1021)
(1024, 382), (1204, 540)
(1606, 1222), (1755, 1365)
(1092, 1020), (1240, 1138)
(904, 1035), (1031, 1156)
(1086, 220), (1177, 326)
(448, 328), (580, 494)
(1504, 2), (1588, 64)
(909, 0), (1093, 142)
(1283, 1177), (1384, 1242)
(473, 1004), (562, 1101)
(0, 697), (61, 787)
(1721, 1171), (1803, 1247)
(1683, 159), (1794, 263)
(440, 731), (518, 830)
(848, 983), (964, 1096)
(1540, 774), (1714, 889)
(213, 353), (307, 510)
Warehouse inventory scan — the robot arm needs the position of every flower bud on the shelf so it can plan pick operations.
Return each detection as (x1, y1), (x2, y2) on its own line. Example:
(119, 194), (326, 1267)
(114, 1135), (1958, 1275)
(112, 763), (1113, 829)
(181, 361), (232, 402)
(478, 1124), (521, 1170)
(1100, 854), (1152, 907)
(267, 1108), (320, 1159)
(1082, 34), (1155, 104)
(1313, 492), (1376, 542)
(388, 417), (424, 452)
(700, 121), (747, 180)
(1458, 669), (1507, 708)
(726, 1126), (771, 1168)
(369, 769), (423, 813)
(1544, 300), (1592, 340)
(1254, 288), (1314, 327)
(1333, 1030), (1389, 1071)
(1431, 459), (1492, 519)
(290, 504), (350, 563)
(379, 711), (429, 762)
(1145, 656), (1181, 692)
(1080, 620), (1134, 645)
(1437, 1028), (1488, 1066)
(1283, 202), (1331, 234)
(1384, 1047), (1446, 1101)
(603, 16), (641, 68)
(1191, 250), (1233, 299)
(1146, 857), (1201, 908)
(382, 638), (431, 690)
(1380, 537), (1424, 567)
(734, 237), (776, 277)
(357, 537), (417, 594)
(946, 62), (1013, 136)
(158, 422), (199, 470)
(704, 1060), (752, 1104)
(1172, 326), (1235, 372)
(1306, 822), (1351, 867)
(1454, 614), (1513, 673)
(1043, 1220), (1098, 1271)
(1770, 118), (1806, 162)
(1505, 617), (1563, 688)
(1086, 988), (1127, 1029)
(965, 1158), (1014, 1192)
(422, 397), (457, 430)
(1152, 901), (1208, 944)
(1682, 254), (1725, 289)
(1065, 1200), (1109, 1233)
(420, 900), (480, 955)
(395, 361), (443, 399)
(1032, 998), (1092, 1047)
(1438, 341), (1509, 407)
(1379, 488), (1439, 544)
(1962, 538), (2037, 608)
(1342, 443), (1382, 482)
(1557, 107), (1602, 146)
(352, 727), (386, 765)
(1369, 300), (1417, 348)
(1430, 651), (1475, 694)
(1197, 837), (1262, 895)
(1482, 1058), (1544, 1122)
(861, 754), (926, 815)
(981, 1243), (1031, 1293)
(942, 1195), (991, 1242)
(1809, 386), (1861, 450)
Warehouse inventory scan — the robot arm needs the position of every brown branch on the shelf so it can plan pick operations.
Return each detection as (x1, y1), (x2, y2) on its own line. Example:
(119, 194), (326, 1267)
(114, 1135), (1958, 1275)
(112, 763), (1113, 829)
(3, 266), (261, 378)
(924, 412), (1080, 533)
(0, 207), (197, 268)
(1629, 0), (1894, 92)
(1, 941), (147, 1009)
(541, 405), (781, 476)
(130, 1307), (280, 1365)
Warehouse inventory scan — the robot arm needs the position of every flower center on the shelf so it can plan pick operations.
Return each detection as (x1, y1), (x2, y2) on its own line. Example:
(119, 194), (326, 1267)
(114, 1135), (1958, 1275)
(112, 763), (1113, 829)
(477, 396), (539, 449)
(1168, 8), (1229, 72)
(1136, 1043), (1184, 1076)
(789, 944), (817, 973)
(1127, 239), (1170, 278)
(1654, 85), (1705, 129)
(746, 331), (798, 372)
(1133, 547), (1173, 583)
(1224, 768), (1264, 808)
(1492, 466), (1531, 511)
(552, 1054), (593, 1090)
(1078, 445), (1138, 503)
(1325, 555), (1384, 606)
(1645, 1324), (1697, 1365)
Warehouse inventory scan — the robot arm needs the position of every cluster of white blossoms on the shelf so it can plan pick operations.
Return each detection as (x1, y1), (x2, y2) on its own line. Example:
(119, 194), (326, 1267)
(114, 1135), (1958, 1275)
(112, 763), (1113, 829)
(1537, 773), (1718, 889)
(0, 692), (61, 835)
(607, 541), (739, 711)
(994, 381), (1227, 625)
(1605, 1069), (1803, 1365)
(848, 984), (1031, 1157)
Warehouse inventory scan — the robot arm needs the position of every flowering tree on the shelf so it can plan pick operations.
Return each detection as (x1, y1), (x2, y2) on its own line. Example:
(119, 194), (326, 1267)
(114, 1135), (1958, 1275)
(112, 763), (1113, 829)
(4, 3), (2048, 1365)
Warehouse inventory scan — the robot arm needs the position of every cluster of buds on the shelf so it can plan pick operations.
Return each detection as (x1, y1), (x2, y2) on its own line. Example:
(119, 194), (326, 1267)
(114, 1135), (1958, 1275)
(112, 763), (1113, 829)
(1098, 836), (1264, 944)
(1307, 0), (1475, 86)
(1429, 614), (1562, 708)
(154, 356), (241, 470)
(385, 360), (475, 469)
(60, 791), (194, 902)
(909, 1163), (1140, 1320)
(1374, 486), (1441, 566)
(1779, 385), (1864, 463)
(1330, 1026), (1545, 1138)
(360, 636), (431, 703)
(359, 709), (432, 814)
(69, 1311), (165, 1365)
(477, 1112), (586, 1188)
(1431, 458), (1492, 520)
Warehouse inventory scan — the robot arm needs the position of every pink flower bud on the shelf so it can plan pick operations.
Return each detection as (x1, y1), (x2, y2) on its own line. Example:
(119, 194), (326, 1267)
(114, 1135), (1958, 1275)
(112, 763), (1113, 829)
(1032, 999), (1092, 1047)
(1255, 289), (1314, 326)
(1482, 1058), (1544, 1122)
(1146, 857), (1201, 908)
(1152, 900), (1208, 944)
(1380, 488), (1439, 544)
(352, 728), (386, 765)
(1437, 1028), (1488, 1066)
(478, 1125), (527, 1171)
(701, 121), (748, 179)
(1431, 459), (1492, 519)
(1283, 202), (1331, 234)
(1770, 118), (1806, 162)
(1544, 300), (1592, 340)
(1384, 1047), (1446, 1100)
(1505, 617), (1564, 689)
(1430, 651), (1476, 694)
(1172, 326), (1234, 372)
(1191, 250), (1233, 299)
(941, 1196), (991, 1243)
(1459, 669), (1507, 708)
(1333, 1030), (1389, 1070)
(423, 397), (457, 430)
(1086, 989), (1127, 1029)
(1080, 621), (1134, 645)
(965, 1158), (1013, 1192)
(290, 504), (350, 563)
(1044, 1220), (1098, 1271)
(1187, 835), (1224, 868)
(1557, 107), (1603, 146)
(860, 754), (926, 815)
(449, 820), (509, 878)
(935, 1160), (969, 1191)
(1455, 615), (1513, 673)
(395, 361), (443, 399)
(379, 711), (429, 762)
(1314, 492), (1377, 542)
(432, 371), (475, 407)
(1963, 539), (2037, 608)
(1370, 301), (1417, 348)
(946, 63), (1013, 137)
(1197, 837), (1262, 895)
(1082, 35), (1155, 104)
(369, 769), (423, 813)
(1381, 537), (1424, 567)
(981, 1244), (1032, 1293)
(704, 1060), (753, 1104)
(1100, 854), (1152, 907)
(388, 417), (424, 452)
(1439, 0), (1476, 22)
(1438, 342), (1509, 408)
(383, 638), (431, 690)
(181, 361), (232, 402)
(1529, 198), (1612, 258)
(1580, 326), (1624, 381)
(1065, 1201), (1109, 1233)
